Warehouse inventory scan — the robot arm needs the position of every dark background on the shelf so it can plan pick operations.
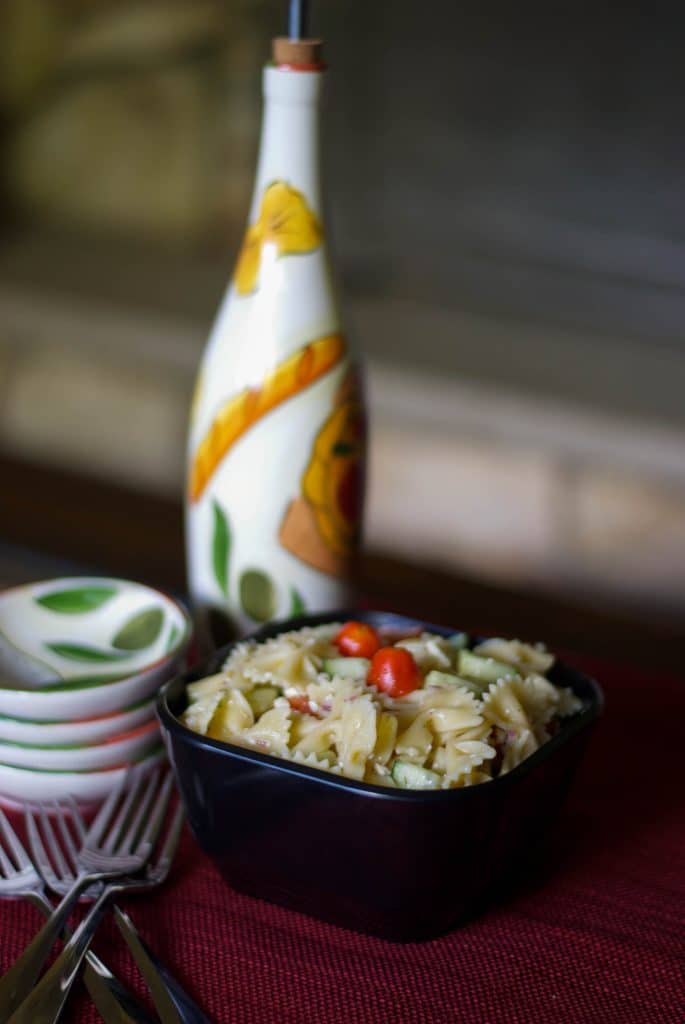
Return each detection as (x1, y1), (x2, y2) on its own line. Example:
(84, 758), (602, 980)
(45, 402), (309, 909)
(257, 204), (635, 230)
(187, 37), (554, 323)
(1, 1), (684, 667)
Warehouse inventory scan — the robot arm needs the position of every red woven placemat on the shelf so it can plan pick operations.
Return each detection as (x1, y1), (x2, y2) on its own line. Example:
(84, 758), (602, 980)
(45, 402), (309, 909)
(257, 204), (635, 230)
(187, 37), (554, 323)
(1, 656), (683, 1024)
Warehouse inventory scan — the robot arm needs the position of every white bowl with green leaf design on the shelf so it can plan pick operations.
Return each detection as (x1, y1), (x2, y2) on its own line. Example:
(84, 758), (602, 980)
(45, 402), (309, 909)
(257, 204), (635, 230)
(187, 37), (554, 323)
(0, 719), (160, 772)
(0, 696), (156, 747)
(0, 747), (165, 807)
(0, 578), (191, 722)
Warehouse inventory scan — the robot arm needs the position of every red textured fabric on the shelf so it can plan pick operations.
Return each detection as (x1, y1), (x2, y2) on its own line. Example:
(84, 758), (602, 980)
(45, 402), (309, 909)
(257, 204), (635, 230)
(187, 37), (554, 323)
(1, 656), (683, 1024)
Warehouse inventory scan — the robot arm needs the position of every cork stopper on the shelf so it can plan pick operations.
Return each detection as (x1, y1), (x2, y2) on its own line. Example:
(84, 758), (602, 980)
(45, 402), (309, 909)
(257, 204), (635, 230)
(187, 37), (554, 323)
(272, 37), (324, 67)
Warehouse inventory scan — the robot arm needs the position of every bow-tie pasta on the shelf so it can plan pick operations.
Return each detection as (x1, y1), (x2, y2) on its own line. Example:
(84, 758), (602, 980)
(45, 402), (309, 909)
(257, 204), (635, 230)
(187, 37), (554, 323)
(183, 623), (582, 789)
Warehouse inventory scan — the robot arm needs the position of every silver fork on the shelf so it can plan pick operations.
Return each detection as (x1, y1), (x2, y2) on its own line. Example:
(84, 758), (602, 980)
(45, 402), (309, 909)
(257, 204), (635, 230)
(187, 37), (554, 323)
(114, 907), (214, 1024)
(35, 797), (212, 1024)
(0, 807), (156, 1024)
(0, 766), (168, 1019)
(10, 800), (184, 1024)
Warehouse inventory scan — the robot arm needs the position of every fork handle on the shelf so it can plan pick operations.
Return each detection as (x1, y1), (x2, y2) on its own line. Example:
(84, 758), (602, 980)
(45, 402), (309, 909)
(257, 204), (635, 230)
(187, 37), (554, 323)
(0, 873), (90, 1019)
(80, 960), (159, 1024)
(25, 892), (156, 1024)
(8, 885), (113, 1024)
(114, 905), (213, 1024)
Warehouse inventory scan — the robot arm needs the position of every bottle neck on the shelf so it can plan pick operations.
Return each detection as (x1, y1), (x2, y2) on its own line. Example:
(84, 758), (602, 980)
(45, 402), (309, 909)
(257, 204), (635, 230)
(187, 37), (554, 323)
(250, 65), (325, 220)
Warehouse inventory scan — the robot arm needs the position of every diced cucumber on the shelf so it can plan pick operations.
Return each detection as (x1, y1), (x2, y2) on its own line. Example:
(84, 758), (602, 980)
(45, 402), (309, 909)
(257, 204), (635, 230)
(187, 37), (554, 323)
(446, 632), (469, 650)
(457, 650), (520, 685)
(392, 760), (441, 790)
(423, 669), (484, 696)
(323, 657), (370, 679)
(246, 685), (280, 716)
(424, 669), (463, 688)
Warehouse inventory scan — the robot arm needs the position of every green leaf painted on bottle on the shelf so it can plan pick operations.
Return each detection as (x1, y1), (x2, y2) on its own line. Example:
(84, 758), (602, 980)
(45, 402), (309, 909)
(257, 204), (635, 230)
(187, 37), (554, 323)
(289, 587), (306, 617)
(45, 643), (130, 663)
(239, 570), (276, 622)
(36, 586), (117, 614)
(212, 501), (231, 597)
(112, 608), (164, 651)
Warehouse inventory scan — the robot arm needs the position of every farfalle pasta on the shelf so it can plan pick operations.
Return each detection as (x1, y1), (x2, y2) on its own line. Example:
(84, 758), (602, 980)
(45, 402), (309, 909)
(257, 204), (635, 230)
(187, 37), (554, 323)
(182, 622), (582, 789)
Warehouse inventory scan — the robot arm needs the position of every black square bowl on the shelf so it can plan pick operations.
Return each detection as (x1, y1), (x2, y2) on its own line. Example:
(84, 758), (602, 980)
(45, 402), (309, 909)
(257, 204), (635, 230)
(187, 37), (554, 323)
(156, 610), (603, 941)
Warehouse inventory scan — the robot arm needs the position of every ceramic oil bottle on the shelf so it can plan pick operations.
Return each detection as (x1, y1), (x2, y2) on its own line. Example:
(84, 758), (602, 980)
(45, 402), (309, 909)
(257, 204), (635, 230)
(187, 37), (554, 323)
(186, 34), (366, 640)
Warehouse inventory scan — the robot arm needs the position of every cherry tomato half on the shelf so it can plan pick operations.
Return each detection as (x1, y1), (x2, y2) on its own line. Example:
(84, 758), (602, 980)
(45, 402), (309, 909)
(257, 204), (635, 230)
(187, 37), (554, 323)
(367, 647), (420, 698)
(335, 621), (381, 659)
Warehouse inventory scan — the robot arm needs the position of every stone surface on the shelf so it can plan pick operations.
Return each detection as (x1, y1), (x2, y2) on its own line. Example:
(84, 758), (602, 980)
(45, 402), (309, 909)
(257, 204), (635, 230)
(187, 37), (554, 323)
(572, 471), (685, 604)
(3, 0), (258, 241)
(1, 258), (685, 612)
(2, 345), (188, 493)
(366, 428), (558, 582)
(0, 341), (15, 416)
(8, 67), (218, 240)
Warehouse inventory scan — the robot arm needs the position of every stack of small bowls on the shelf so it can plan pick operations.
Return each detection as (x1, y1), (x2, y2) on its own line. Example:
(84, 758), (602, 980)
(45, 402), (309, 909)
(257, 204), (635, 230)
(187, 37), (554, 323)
(0, 577), (191, 807)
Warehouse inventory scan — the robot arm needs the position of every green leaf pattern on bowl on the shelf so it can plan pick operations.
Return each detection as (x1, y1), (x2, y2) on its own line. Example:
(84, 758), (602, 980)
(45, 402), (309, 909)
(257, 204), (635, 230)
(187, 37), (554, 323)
(112, 608), (164, 651)
(35, 586), (117, 614)
(45, 643), (132, 663)
(1, 577), (189, 693)
(166, 624), (181, 652)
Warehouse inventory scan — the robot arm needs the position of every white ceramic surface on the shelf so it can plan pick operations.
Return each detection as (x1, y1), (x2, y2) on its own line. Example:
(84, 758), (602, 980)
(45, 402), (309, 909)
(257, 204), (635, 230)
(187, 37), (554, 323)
(0, 577), (190, 687)
(0, 747), (165, 805)
(0, 650), (181, 722)
(0, 578), (190, 721)
(0, 697), (156, 746)
(0, 720), (160, 772)
(186, 63), (365, 635)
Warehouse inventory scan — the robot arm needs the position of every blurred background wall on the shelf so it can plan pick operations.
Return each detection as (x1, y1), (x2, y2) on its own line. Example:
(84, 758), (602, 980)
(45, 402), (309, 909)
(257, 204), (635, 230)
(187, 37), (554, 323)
(1, 0), (684, 617)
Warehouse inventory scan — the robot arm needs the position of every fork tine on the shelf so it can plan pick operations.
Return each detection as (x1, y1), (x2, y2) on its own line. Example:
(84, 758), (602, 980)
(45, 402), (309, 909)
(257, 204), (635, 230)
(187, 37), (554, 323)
(0, 806), (31, 869)
(85, 766), (131, 846)
(0, 829), (17, 878)
(133, 771), (174, 858)
(38, 803), (70, 879)
(53, 801), (80, 873)
(102, 769), (150, 855)
(154, 801), (184, 870)
(117, 769), (160, 856)
(25, 806), (55, 884)
(65, 796), (87, 845)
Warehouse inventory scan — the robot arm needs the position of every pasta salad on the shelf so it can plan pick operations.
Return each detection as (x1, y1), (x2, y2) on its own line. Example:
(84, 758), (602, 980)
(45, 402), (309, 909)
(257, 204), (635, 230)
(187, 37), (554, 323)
(182, 621), (582, 790)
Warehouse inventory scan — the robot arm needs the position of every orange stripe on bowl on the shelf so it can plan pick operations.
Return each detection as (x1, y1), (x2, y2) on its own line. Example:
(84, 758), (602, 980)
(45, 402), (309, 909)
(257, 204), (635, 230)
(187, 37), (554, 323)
(98, 720), (159, 747)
